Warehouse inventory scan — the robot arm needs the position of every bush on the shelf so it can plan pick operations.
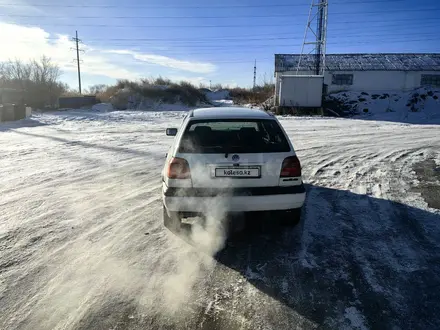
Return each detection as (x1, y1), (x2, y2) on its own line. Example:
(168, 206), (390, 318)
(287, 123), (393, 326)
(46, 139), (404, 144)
(229, 84), (275, 105)
(97, 85), (118, 103)
(0, 56), (67, 108)
(154, 76), (172, 85)
(101, 78), (209, 109)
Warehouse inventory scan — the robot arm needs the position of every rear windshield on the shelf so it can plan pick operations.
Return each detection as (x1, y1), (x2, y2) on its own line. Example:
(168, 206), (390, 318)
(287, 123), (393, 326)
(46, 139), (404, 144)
(178, 119), (291, 153)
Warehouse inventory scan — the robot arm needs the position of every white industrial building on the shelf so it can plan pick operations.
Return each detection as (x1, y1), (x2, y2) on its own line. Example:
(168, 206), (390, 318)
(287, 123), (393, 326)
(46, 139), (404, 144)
(274, 53), (440, 107)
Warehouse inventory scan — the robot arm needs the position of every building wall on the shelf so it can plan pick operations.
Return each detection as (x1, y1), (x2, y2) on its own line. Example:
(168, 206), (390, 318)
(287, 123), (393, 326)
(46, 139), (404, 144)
(58, 96), (97, 109)
(275, 70), (440, 97)
(279, 76), (324, 107)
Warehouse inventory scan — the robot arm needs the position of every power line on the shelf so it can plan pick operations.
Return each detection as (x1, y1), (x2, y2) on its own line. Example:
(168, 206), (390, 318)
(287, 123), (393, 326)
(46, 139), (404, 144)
(6, 35), (439, 49)
(0, 0), (404, 8)
(6, 22), (440, 43)
(121, 38), (440, 50)
(7, 23), (440, 43)
(3, 7), (440, 18)
(72, 36), (440, 48)
(57, 31), (438, 43)
(50, 37), (438, 56)
(6, 23), (438, 45)
(6, 17), (440, 28)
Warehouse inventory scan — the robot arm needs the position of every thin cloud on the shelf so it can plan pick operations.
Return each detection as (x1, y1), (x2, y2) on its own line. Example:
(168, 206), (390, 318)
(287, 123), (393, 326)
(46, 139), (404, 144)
(168, 76), (207, 85)
(0, 22), (140, 80)
(0, 0), (44, 14)
(108, 50), (216, 74)
(0, 21), (216, 85)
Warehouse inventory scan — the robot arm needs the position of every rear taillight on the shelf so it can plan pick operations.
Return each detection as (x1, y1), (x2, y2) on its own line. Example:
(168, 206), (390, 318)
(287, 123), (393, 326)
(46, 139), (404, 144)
(280, 156), (301, 177)
(167, 157), (191, 179)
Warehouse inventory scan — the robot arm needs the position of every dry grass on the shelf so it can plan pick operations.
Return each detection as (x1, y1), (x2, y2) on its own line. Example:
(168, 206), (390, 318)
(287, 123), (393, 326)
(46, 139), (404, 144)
(95, 78), (208, 108)
(229, 84), (275, 105)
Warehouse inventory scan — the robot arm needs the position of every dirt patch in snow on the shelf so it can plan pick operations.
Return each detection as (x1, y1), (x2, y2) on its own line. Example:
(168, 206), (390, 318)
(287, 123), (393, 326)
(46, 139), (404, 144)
(413, 159), (440, 210)
(325, 87), (440, 124)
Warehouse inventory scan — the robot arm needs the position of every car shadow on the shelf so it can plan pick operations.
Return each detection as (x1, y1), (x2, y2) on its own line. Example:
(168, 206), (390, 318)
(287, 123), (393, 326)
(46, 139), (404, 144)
(10, 130), (154, 158)
(214, 184), (440, 329)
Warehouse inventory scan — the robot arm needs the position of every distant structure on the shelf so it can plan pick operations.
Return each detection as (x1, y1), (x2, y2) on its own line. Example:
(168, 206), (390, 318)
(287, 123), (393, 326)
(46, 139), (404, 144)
(298, 0), (328, 76)
(253, 60), (257, 91)
(0, 88), (28, 122)
(274, 0), (329, 108)
(275, 53), (440, 97)
(58, 95), (97, 109)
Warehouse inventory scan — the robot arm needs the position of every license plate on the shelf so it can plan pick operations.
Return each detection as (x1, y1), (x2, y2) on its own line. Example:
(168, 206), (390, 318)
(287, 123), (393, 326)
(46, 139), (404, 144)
(215, 167), (260, 178)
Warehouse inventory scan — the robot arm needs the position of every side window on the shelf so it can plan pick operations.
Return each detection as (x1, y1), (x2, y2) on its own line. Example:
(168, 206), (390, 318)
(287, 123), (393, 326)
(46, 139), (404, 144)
(332, 74), (353, 85)
(421, 74), (440, 87)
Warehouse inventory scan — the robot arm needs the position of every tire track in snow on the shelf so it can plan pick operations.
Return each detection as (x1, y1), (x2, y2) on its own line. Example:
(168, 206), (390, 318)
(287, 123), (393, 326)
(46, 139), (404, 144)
(1, 112), (440, 329)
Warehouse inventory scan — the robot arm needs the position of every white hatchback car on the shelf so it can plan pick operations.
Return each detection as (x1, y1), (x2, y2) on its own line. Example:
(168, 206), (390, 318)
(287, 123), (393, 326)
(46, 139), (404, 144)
(162, 107), (306, 232)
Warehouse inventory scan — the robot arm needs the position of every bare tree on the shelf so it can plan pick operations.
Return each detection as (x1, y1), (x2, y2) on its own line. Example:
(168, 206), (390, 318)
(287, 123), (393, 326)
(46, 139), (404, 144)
(0, 56), (66, 108)
(88, 84), (107, 95)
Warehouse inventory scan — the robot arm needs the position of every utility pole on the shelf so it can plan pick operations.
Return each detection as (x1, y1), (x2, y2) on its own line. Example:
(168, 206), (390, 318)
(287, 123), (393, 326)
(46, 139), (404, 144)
(315, 1), (326, 75)
(253, 59), (257, 91)
(71, 31), (84, 94)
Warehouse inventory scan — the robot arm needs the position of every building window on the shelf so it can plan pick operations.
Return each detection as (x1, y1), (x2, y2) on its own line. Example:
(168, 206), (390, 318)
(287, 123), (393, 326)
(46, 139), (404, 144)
(332, 74), (353, 85)
(421, 74), (440, 87)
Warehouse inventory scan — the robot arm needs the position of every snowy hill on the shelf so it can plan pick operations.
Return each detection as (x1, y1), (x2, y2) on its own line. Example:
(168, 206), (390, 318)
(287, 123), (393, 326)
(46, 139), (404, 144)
(326, 87), (440, 124)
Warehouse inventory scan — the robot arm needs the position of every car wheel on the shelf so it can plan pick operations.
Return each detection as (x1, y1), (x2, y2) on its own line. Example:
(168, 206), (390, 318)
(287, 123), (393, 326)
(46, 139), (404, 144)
(163, 205), (181, 233)
(280, 208), (302, 227)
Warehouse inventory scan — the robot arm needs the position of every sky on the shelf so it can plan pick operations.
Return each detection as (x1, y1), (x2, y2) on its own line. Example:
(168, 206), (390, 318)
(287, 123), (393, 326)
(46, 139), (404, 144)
(1, 0), (439, 91)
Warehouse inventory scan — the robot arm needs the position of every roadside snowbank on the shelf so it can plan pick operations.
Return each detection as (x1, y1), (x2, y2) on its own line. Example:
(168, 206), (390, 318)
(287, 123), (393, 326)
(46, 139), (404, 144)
(205, 90), (231, 101)
(326, 87), (440, 124)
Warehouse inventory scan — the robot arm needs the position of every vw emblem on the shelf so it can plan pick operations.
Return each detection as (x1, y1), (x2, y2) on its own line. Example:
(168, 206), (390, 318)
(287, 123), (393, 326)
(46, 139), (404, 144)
(232, 154), (240, 162)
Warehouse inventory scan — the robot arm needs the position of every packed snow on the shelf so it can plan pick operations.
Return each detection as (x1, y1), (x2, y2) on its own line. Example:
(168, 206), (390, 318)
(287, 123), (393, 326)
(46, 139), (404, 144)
(1, 109), (440, 330)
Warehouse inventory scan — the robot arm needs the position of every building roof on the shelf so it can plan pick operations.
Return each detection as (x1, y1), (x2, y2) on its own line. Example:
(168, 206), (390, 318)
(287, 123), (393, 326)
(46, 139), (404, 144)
(275, 53), (440, 72)
(192, 107), (272, 119)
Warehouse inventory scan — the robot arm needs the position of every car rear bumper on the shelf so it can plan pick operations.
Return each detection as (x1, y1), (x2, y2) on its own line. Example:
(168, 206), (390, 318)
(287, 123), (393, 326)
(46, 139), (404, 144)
(163, 184), (305, 197)
(162, 184), (306, 213)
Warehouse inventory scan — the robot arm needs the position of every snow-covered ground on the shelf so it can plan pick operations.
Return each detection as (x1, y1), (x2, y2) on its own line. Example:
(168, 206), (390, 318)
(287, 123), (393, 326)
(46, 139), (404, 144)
(328, 87), (440, 124)
(1, 109), (440, 330)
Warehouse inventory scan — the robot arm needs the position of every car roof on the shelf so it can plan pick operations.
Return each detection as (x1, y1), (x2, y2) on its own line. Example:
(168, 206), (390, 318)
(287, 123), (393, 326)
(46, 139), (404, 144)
(191, 107), (273, 120)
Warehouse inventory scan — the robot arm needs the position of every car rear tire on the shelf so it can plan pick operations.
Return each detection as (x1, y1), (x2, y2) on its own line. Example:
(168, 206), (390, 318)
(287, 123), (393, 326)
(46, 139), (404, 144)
(280, 208), (302, 227)
(163, 205), (181, 233)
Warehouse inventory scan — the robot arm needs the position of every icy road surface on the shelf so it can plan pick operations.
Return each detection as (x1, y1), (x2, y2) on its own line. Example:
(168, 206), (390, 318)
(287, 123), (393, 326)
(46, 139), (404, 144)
(1, 110), (440, 330)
